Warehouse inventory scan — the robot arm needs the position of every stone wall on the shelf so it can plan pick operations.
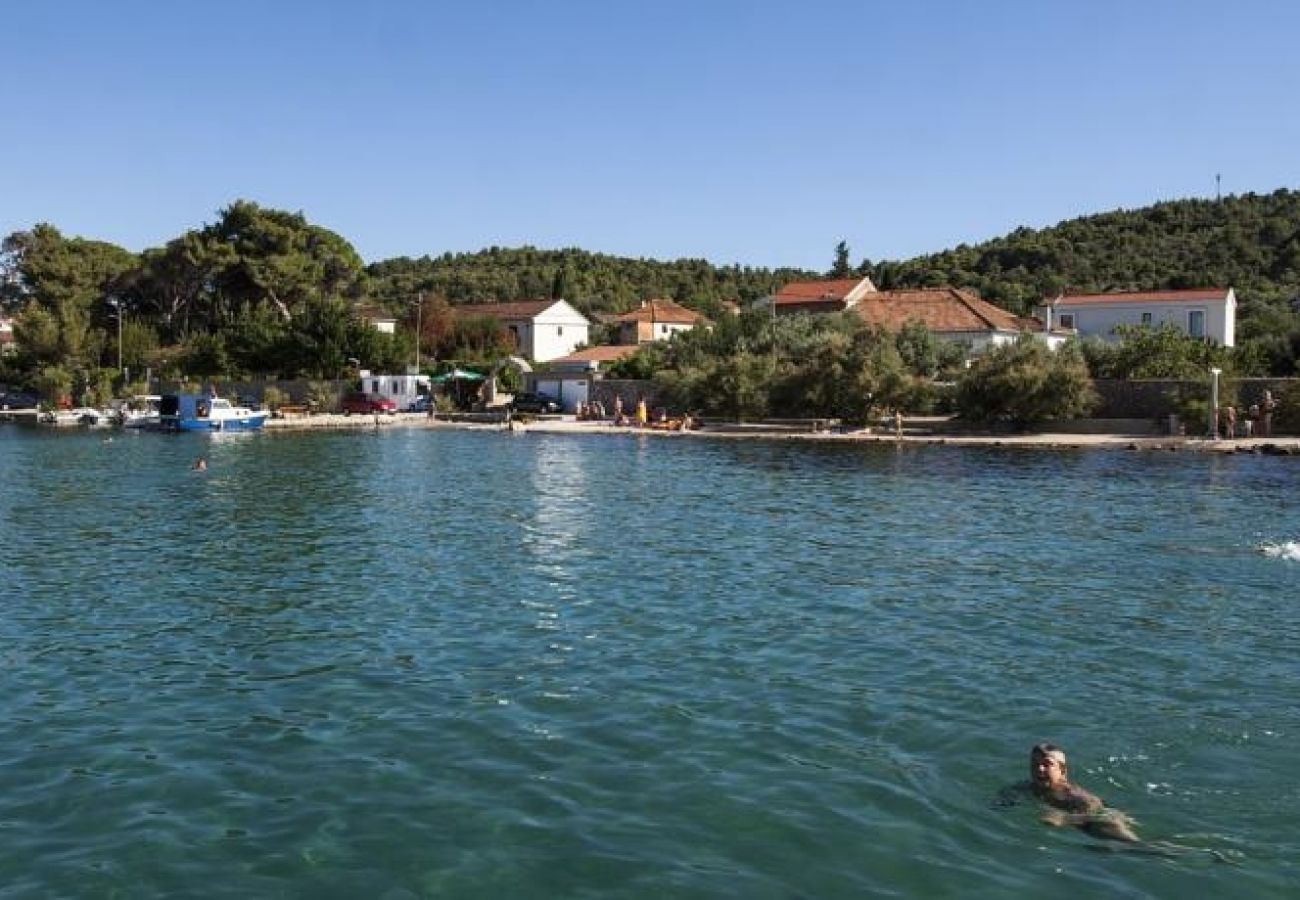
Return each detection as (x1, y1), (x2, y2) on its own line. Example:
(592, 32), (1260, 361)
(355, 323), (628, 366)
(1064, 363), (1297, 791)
(153, 379), (342, 405)
(1092, 378), (1297, 420)
(589, 379), (658, 413)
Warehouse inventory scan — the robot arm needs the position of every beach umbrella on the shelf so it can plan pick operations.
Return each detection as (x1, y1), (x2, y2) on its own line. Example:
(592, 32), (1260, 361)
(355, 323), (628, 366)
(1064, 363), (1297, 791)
(430, 368), (485, 383)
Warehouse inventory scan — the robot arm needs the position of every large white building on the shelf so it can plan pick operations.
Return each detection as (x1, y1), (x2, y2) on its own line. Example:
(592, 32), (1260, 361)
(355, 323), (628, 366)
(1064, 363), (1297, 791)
(453, 299), (590, 362)
(1039, 288), (1236, 347)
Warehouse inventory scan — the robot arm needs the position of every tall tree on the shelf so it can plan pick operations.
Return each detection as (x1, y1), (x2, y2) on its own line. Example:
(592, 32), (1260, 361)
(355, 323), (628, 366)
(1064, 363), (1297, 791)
(830, 240), (852, 278)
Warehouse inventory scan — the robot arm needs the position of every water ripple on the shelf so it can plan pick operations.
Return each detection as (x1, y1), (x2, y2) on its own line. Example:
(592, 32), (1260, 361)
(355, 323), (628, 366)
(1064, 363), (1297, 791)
(1, 428), (1298, 896)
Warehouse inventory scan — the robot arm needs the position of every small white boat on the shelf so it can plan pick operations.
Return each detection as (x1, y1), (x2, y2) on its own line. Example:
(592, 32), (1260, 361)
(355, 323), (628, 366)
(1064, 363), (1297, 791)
(109, 395), (163, 429)
(39, 407), (111, 427)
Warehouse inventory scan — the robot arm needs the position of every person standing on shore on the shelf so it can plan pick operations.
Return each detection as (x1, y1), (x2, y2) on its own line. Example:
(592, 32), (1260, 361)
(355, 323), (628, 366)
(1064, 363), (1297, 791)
(635, 396), (648, 428)
(1223, 405), (1237, 439)
(1263, 390), (1277, 438)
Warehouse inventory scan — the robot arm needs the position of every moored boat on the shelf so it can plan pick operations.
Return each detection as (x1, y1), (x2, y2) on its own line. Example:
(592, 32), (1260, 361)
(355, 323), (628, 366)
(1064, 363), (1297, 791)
(158, 393), (269, 432)
(109, 394), (163, 429)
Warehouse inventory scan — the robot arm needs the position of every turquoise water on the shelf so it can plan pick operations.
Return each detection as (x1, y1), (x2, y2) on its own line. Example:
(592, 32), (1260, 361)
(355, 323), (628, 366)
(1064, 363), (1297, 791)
(1, 426), (1298, 898)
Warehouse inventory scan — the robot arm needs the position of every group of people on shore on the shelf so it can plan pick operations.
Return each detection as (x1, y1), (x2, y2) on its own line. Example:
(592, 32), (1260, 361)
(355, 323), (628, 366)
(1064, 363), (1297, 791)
(1216, 389), (1278, 439)
(573, 395), (698, 431)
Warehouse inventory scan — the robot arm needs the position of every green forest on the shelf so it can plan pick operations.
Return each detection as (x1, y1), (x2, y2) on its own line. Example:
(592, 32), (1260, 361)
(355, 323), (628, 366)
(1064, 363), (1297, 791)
(3, 190), (1300, 407)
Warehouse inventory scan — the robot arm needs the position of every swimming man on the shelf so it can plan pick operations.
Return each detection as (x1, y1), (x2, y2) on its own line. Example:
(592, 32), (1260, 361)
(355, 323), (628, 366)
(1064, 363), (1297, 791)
(1029, 743), (1139, 842)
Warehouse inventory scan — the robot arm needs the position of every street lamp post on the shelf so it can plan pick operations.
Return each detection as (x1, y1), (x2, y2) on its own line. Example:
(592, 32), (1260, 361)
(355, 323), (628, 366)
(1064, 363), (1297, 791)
(1209, 367), (1222, 439)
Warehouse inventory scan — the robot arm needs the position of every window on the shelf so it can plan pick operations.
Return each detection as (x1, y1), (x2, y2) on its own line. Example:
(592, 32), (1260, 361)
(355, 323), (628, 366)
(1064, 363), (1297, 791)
(1141, 312), (1152, 325)
(1188, 310), (1205, 339)
(557, 326), (563, 336)
(1058, 313), (1075, 329)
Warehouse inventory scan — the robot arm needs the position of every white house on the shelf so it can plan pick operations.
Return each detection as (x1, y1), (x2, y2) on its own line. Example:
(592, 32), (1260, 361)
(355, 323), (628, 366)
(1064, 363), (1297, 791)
(1039, 288), (1236, 347)
(453, 299), (590, 362)
(527, 345), (639, 413)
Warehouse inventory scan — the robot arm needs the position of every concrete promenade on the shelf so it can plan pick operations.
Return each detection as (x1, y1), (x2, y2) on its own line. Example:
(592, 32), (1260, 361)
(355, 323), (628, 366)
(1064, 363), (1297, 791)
(257, 411), (1300, 454)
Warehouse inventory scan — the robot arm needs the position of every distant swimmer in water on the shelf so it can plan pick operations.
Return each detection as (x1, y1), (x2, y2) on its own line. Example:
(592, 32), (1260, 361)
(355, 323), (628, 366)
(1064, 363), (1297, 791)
(192, 457), (208, 471)
(1029, 743), (1139, 842)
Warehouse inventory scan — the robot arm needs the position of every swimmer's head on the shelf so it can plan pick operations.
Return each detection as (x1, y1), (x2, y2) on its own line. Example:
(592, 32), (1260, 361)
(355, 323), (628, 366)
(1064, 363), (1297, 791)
(1031, 743), (1068, 788)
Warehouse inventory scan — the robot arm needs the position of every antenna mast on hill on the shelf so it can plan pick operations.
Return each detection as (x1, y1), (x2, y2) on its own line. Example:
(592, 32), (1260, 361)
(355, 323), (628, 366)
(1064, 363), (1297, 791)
(1216, 173), (1222, 202)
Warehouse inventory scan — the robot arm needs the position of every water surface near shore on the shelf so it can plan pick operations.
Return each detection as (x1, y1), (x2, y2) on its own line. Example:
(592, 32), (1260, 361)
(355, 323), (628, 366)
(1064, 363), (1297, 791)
(2, 427), (1298, 897)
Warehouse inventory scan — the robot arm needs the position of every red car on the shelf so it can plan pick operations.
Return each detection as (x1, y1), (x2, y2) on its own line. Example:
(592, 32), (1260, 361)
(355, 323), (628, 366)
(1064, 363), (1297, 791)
(341, 392), (397, 415)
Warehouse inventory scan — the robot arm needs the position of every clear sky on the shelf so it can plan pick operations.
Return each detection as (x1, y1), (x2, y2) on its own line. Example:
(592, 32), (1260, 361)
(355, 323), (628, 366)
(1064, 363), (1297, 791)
(3, 0), (1298, 271)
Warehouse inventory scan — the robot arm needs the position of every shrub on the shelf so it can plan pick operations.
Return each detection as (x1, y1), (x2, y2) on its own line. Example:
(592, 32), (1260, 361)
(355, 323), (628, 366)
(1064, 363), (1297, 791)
(956, 335), (1097, 428)
(307, 380), (339, 412)
(1273, 382), (1300, 435)
(262, 386), (287, 410)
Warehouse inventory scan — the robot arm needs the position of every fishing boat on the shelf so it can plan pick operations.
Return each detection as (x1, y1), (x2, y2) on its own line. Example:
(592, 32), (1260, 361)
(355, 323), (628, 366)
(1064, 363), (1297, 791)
(158, 393), (268, 432)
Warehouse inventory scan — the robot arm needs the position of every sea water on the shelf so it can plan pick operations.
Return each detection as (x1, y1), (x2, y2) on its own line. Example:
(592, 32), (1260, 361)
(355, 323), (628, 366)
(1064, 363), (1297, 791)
(1, 426), (1298, 898)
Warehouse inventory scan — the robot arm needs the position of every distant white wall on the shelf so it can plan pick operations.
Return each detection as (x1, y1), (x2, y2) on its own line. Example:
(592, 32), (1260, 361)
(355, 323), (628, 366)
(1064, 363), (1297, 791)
(365, 374), (431, 407)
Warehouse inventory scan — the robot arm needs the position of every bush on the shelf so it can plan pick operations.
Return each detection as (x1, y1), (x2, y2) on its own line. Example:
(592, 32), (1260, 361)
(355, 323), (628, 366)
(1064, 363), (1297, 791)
(262, 386), (287, 410)
(1273, 382), (1300, 435)
(307, 380), (339, 413)
(956, 335), (1097, 428)
(33, 365), (73, 410)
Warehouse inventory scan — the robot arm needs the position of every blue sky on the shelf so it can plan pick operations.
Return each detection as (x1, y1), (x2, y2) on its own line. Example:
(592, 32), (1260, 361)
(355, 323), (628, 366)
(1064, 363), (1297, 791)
(3, 0), (1297, 271)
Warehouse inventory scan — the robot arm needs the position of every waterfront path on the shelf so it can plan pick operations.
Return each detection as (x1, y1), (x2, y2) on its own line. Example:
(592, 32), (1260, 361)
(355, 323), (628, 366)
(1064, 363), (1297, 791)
(262, 411), (1300, 453)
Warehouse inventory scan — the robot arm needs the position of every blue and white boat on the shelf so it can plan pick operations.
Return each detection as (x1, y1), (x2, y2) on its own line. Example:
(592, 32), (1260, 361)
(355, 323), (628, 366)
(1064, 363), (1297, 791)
(158, 393), (269, 432)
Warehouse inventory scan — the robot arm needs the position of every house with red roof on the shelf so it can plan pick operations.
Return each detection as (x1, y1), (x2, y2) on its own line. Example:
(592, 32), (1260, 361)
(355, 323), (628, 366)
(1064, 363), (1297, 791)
(548, 344), (639, 374)
(769, 276), (877, 316)
(452, 299), (590, 362)
(1038, 288), (1236, 347)
(852, 287), (1061, 352)
(614, 298), (705, 344)
(355, 304), (398, 335)
(526, 344), (641, 412)
(769, 280), (1064, 352)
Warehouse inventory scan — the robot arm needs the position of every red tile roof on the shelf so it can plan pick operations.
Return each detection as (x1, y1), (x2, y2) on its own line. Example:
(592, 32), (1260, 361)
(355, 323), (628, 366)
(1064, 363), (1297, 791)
(354, 304), (396, 321)
(773, 278), (869, 305)
(451, 300), (558, 320)
(852, 288), (1028, 334)
(1051, 288), (1230, 306)
(614, 299), (704, 325)
(552, 345), (639, 364)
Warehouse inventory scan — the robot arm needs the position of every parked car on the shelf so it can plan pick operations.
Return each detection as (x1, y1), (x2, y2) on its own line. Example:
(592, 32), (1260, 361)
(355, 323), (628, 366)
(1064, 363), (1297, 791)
(0, 391), (39, 410)
(341, 392), (397, 415)
(406, 396), (433, 413)
(509, 391), (562, 414)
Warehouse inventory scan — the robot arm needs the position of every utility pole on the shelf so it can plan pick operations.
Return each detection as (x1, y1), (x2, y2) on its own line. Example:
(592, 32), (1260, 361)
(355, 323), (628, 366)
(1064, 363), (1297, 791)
(415, 291), (423, 371)
(1216, 173), (1221, 202)
(108, 297), (123, 377)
